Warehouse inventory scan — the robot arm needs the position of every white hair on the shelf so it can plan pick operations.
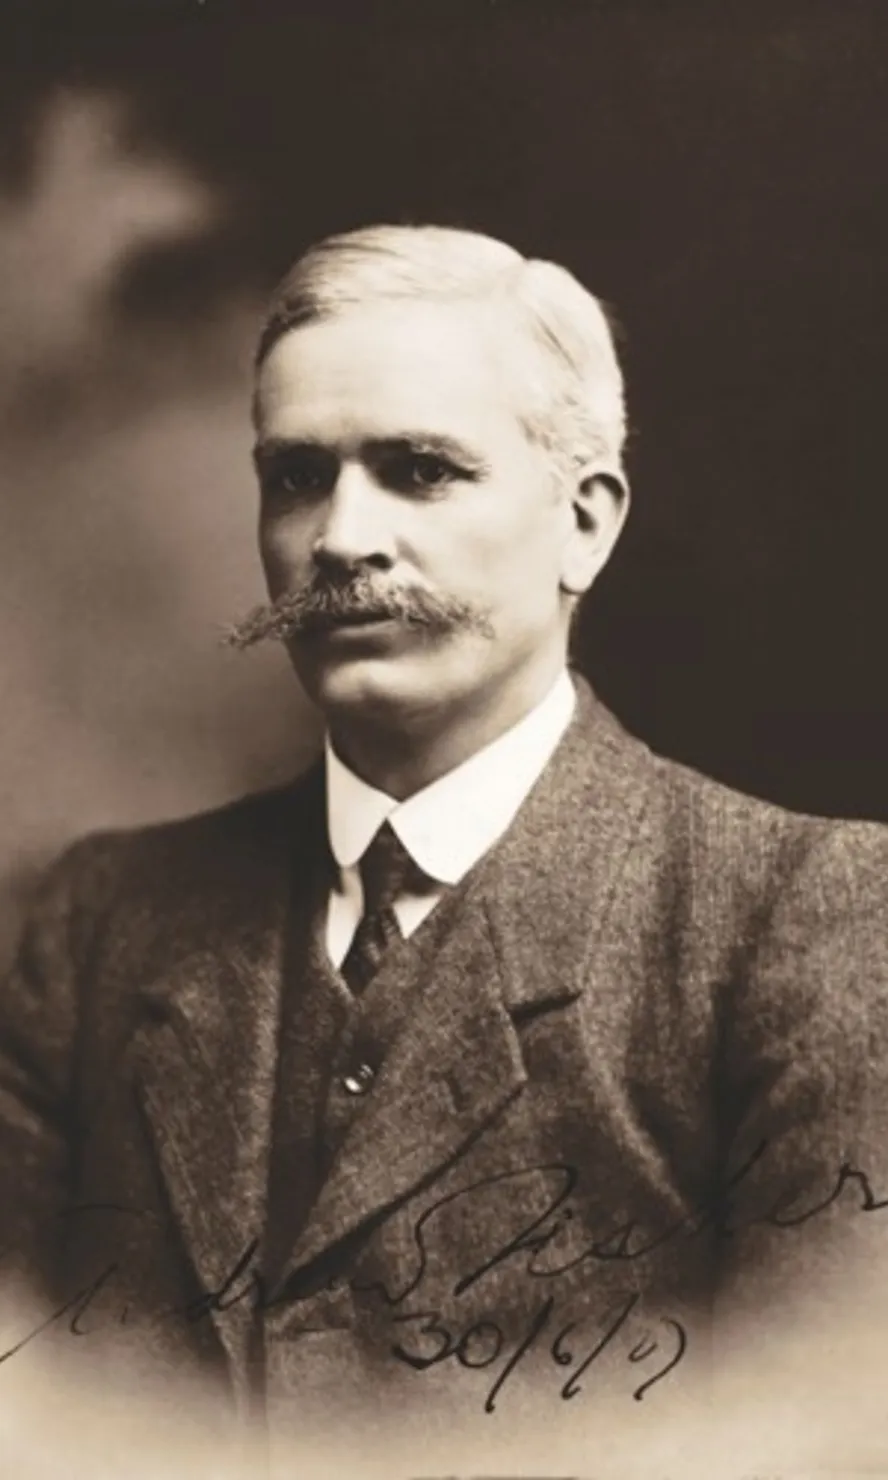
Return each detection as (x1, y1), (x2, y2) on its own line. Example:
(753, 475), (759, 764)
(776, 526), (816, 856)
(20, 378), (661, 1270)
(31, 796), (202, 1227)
(254, 223), (627, 480)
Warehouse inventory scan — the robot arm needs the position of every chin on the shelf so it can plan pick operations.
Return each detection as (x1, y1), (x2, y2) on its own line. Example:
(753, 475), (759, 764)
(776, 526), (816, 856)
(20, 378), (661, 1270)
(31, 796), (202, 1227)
(297, 653), (442, 726)
(289, 629), (504, 732)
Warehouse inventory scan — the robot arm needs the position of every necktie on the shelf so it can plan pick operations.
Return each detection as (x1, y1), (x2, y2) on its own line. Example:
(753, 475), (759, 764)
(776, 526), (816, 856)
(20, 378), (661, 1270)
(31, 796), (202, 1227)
(339, 820), (428, 994)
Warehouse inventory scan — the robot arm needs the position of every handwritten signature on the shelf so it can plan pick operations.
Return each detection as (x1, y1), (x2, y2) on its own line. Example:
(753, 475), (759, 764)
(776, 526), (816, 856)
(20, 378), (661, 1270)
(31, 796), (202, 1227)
(1, 1138), (885, 1413)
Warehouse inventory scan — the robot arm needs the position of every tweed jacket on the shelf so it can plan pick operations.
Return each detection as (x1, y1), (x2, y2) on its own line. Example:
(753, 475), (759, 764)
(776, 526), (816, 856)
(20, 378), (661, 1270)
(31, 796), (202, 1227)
(1, 675), (888, 1430)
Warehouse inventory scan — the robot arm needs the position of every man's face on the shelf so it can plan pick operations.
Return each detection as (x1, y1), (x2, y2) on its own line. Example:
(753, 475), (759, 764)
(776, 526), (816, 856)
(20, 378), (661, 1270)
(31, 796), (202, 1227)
(252, 298), (579, 729)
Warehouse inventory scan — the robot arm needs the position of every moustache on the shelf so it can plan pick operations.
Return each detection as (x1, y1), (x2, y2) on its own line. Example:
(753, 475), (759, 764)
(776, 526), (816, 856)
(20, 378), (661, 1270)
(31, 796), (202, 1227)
(223, 573), (495, 650)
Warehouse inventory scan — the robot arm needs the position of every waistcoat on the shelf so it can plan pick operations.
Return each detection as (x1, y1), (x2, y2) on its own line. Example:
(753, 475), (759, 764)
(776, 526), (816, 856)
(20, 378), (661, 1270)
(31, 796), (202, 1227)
(261, 804), (477, 1302)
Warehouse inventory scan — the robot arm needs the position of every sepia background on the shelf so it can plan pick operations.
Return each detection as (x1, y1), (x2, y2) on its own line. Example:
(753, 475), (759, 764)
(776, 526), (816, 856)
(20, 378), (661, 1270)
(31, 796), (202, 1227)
(2, 0), (888, 964)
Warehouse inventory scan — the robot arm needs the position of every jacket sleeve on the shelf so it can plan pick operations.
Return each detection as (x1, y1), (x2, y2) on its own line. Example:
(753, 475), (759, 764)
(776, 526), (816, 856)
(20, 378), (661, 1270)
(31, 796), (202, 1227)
(713, 816), (888, 1324)
(0, 838), (115, 1303)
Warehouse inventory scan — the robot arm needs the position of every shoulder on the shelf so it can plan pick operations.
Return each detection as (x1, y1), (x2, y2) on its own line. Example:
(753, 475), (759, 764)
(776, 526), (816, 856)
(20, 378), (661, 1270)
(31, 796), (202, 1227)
(650, 743), (887, 883)
(582, 687), (888, 916)
(31, 763), (324, 928)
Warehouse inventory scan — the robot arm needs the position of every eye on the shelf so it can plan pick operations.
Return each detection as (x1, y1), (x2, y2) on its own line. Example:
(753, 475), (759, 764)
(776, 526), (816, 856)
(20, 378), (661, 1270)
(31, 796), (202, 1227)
(410, 454), (453, 487)
(260, 450), (336, 502)
(379, 451), (461, 495)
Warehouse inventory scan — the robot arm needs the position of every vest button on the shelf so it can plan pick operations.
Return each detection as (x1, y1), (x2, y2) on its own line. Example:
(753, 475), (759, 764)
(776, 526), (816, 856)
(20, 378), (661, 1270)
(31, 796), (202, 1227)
(341, 1063), (375, 1096)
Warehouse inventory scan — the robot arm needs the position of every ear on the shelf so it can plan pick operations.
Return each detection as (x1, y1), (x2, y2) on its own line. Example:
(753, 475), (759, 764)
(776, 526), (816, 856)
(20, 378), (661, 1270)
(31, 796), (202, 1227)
(559, 467), (630, 596)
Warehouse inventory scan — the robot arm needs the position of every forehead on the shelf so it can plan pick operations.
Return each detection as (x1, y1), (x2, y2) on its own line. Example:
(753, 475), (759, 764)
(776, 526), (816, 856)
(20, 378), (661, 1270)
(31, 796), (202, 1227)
(253, 299), (530, 449)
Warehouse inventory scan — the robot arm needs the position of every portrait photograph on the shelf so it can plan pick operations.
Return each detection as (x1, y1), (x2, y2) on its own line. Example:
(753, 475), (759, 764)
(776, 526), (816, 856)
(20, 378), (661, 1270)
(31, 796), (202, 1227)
(0, 2), (887, 1476)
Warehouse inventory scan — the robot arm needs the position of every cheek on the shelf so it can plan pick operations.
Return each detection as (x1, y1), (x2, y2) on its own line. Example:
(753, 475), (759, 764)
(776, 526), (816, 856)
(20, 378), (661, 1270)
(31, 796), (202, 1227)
(258, 512), (314, 592)
(455, 496), (563, 598)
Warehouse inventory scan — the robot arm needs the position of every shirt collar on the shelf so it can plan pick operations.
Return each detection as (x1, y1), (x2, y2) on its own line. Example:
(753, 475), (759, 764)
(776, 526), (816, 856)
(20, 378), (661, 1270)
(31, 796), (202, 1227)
(325, 670), (576, 885)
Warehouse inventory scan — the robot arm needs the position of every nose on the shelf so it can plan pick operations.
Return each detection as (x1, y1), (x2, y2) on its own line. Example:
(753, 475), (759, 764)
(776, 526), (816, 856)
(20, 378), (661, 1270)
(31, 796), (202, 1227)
(313, 461), (396, 574)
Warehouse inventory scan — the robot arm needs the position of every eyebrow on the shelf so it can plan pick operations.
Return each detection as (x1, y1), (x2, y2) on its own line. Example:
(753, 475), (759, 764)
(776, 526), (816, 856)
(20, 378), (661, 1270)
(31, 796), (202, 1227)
(252, 433), (490, 475)
(367, 434), (490, 474)
(251, 438), (330, 472)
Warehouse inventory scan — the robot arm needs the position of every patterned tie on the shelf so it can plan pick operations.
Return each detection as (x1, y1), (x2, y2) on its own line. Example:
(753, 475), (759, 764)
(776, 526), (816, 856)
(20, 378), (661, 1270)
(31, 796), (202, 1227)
(340, 820), (429, 995)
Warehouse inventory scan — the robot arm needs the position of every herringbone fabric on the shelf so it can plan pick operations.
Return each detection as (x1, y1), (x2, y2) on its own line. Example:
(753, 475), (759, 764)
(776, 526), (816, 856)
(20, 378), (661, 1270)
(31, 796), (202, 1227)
(3, 676), (888, 1423)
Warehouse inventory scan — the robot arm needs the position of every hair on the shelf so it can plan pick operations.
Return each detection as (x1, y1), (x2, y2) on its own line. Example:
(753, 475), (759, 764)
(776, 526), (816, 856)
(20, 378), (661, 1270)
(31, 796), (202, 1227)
(253, 223), (628, 481)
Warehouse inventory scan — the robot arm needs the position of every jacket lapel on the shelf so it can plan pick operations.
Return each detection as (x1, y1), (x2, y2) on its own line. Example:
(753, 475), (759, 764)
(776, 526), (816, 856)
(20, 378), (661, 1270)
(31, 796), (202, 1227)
(130, 768), (326, 1381)
(282, 676), (658, 1279)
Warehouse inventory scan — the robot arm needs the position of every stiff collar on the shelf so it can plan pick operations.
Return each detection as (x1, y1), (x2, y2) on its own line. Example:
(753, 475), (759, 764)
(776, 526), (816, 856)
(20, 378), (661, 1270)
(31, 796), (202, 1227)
(325, 671), (576, 886)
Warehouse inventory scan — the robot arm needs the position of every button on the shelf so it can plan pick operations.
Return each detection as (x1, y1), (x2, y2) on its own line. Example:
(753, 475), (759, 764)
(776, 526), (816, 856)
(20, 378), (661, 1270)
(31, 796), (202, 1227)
(341, 1062), (375, 1096)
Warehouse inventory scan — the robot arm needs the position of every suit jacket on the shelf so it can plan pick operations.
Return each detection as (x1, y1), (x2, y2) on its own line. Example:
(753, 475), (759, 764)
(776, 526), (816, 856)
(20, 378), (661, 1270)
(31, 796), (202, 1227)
(1, 675), (888, 1432)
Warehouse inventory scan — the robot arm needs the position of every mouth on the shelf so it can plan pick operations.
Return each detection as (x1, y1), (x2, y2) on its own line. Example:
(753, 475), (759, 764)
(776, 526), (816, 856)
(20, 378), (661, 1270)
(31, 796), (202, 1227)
(333, 610), (396, 624)
(302, 611), (400, 637)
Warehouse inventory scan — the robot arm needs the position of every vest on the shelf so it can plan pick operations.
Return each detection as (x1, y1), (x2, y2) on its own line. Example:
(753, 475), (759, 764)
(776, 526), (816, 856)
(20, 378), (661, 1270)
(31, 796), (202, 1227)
(261, 801), (477, 1300)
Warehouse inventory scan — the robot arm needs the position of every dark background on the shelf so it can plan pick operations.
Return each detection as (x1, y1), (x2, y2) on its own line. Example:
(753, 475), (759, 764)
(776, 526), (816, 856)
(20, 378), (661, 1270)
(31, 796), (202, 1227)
(2, 0), (887, 952)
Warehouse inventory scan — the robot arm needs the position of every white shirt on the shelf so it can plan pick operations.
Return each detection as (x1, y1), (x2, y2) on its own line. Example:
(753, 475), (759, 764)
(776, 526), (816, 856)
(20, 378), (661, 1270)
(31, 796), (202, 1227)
(325, 671), (576, 967)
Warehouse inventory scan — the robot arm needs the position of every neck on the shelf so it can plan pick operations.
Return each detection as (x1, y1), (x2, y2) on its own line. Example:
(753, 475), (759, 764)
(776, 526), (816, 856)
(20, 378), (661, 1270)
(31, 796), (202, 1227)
(327, 662), (567, 801)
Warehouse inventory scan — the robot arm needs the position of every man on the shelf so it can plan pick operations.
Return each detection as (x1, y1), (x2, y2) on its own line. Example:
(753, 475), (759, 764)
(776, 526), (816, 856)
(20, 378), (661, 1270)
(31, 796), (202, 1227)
(1, 224), (887, 1437)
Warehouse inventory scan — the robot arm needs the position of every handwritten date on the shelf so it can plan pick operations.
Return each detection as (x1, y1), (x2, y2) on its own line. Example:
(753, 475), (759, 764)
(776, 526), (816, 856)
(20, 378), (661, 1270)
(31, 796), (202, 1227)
(388, 1290), (687, 1411)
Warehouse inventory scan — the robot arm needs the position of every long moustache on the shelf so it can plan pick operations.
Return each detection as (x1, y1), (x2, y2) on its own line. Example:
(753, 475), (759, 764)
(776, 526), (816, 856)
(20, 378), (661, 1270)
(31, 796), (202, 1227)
(223, 573), (494, 649)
